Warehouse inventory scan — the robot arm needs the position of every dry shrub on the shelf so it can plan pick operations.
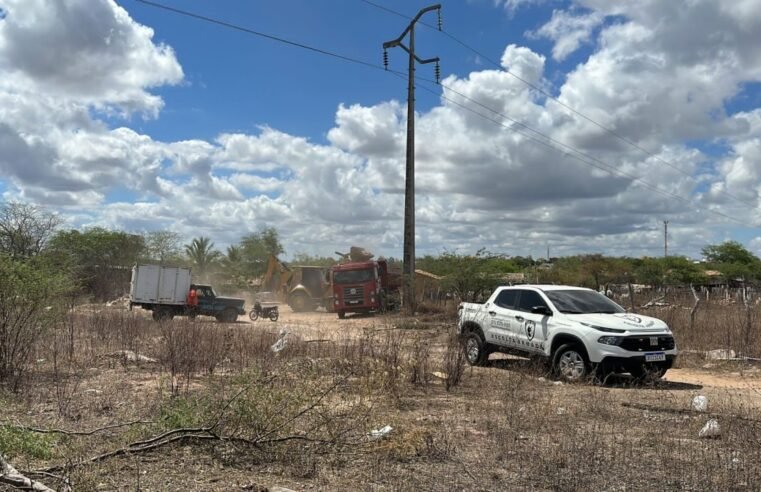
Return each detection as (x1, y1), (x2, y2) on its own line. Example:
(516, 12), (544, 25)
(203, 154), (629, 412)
(407, 335), (431, 386)
(443, 332), (466, 391)
(157, 319), (203, 393)
(639, 289), (761, 357)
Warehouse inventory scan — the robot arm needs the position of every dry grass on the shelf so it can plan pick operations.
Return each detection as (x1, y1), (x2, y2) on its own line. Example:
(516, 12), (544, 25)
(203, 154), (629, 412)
(0, 296), (760, 491)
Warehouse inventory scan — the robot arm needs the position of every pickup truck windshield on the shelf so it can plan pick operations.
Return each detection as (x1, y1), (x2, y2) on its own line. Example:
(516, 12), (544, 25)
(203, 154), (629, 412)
(545, 290), (625, 314)
(333, 269), (374, 284)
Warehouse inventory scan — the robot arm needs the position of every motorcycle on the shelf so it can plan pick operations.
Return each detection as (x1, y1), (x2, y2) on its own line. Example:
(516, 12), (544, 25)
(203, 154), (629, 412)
(249, 301), (279, 322)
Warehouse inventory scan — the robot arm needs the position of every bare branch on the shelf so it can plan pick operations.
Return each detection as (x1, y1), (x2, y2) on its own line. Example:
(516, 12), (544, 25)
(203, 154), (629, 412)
(2, 420), (155, 437)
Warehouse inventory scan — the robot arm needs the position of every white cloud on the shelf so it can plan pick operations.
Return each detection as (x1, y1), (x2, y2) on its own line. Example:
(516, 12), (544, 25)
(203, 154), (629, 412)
(0, 0), (760, 259)
(0, 0), (183, 117)
(532, 8), (604, 61)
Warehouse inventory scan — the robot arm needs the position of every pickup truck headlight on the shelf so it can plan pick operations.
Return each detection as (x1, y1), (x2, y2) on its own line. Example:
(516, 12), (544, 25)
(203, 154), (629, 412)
(581, 322), (625, 334)
(598, 336), (624, 346)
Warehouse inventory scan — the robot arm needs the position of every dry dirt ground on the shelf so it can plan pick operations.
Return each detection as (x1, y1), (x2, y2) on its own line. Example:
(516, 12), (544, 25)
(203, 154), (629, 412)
(2, 305), (761, 491)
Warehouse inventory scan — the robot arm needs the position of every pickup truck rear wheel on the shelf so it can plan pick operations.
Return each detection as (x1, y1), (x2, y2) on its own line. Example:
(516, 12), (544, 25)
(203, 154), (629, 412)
(553, 344), (589, 383)
(217, 308), (238, 323)
(463, 332), (489, 366)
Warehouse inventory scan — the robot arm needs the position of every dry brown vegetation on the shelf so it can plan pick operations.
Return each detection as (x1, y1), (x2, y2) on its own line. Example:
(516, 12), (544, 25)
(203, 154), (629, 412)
(1, 295), (761, 491)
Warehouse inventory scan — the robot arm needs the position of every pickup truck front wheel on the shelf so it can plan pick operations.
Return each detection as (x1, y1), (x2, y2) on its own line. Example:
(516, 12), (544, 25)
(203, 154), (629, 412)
(463, 332), (489, 366)
(553, 344), (589, 382)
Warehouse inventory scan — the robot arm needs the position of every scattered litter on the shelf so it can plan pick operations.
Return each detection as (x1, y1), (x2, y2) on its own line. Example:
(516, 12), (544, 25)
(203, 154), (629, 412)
(44, 306), (52, 311)
(556, 407), (566, 415)
(538, 377), (546, 382)
(706, 349), (736, 360)
(108, 350), (156, 363)
(105, 295), (130, 307)
(271, 330), (289, 353)
(270, 487), (297, 492)
(369, 425), (393, 440)
(432, 371), (447, 379)
(36, 359), (45, 364)
(699, 419), (721, 439)
(516, 435), (529, 441)
(692, 395), (708, 412)
(553, 381), (563, 386)
(84, 389), (102, 395)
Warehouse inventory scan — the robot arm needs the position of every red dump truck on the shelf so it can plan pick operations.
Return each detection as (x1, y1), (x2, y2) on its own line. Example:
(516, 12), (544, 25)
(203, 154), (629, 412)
(331, 250), (400, 319)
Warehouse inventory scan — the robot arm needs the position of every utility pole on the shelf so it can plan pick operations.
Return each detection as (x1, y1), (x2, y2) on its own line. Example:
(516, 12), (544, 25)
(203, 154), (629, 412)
(663, 221), (669, 257)
(383, 4), (441, 314)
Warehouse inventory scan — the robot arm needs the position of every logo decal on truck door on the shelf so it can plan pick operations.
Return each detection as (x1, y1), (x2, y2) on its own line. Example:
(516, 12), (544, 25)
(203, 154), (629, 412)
(525, 320), (536, 341)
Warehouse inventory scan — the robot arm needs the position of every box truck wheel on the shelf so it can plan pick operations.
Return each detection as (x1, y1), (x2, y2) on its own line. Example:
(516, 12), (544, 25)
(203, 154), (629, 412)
(152, 307), (173, 322)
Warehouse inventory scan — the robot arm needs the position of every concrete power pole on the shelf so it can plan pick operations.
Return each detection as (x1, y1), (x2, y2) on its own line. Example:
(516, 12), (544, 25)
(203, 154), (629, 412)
(664, 221), (669, 257)
(383, 5), (441, 314)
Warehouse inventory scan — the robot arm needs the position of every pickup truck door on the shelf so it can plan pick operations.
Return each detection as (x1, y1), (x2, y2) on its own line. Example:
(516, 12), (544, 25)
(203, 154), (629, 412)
(195, 286), (216, 314)
(484, 289), (520, 348)
(513, 289), (551, 353)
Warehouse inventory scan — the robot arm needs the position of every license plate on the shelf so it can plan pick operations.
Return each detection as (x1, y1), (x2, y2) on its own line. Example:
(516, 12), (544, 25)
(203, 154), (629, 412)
(645, 352), (666, 362)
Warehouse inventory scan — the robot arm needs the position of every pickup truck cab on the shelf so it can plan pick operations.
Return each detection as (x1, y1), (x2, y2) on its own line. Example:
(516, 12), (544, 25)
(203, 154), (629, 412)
(458, 285), (677, 382)
(190, 284), (246, 323)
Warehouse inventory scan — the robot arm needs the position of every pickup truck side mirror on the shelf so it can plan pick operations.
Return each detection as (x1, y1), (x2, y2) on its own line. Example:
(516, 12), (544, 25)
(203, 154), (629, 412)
(531, 305), (552, 316)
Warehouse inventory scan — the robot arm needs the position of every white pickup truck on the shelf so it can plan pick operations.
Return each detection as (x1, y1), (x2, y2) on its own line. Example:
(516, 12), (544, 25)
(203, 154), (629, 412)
(457, 285), (677, 382)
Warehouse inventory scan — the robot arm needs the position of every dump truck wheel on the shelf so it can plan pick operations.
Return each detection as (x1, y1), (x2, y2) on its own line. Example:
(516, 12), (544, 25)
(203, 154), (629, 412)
(289, 293), (313, 312)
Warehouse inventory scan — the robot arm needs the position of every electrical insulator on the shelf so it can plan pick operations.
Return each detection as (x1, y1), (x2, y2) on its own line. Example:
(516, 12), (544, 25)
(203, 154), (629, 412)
(437, 10), (442, 31)
(435, 61), (441, 84)
(383, 50), (388, 70)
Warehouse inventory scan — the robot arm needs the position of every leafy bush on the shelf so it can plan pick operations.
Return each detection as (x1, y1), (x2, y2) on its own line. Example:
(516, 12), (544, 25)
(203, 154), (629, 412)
(0, 425), (56, 460)
(0, 255), (68, 390)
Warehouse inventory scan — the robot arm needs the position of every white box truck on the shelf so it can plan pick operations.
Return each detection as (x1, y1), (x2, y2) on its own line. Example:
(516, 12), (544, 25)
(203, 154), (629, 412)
(129, 264), (246, 322)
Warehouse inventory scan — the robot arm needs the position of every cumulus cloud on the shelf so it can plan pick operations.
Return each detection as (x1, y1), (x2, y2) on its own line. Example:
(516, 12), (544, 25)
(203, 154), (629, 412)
(532, 8), (603, 61)
(0, 0), (183, 116)
(0, 0), (760, 259)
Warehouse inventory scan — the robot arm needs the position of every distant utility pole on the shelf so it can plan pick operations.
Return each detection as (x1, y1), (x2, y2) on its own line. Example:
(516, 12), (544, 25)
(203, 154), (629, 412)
(664, 220), (669, 257)
(383, 4), (441, 314)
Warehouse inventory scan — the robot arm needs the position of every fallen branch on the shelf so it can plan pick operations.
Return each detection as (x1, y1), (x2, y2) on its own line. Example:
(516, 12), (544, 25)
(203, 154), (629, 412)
(1, 453), (57, 491)
(2, 420), (155, 436)
(641, 295), (666, 308)
(38, 375), (353, 474)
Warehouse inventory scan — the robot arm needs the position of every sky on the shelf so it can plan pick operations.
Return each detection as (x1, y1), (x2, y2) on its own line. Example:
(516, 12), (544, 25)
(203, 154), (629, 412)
(0, 0), (760, 261)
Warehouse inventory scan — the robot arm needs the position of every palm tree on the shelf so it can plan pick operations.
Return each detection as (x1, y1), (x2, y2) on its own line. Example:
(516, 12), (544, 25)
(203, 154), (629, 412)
(184, 236), (221, 276)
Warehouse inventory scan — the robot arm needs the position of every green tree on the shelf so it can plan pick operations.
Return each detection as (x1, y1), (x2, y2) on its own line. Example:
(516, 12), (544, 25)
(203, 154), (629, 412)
(0, 202), (62, 259)
(664, 256), (706, 285)
(185, 236), (222, 276)
(433, 249), (501, 302)
(290, 253), (337, 266)
(144, 231), (182, 263)
(701, 241), (761, 281)
(702, 241), (759, 265)
(49, 228), (145, 299)
(238, 227), (284, 277)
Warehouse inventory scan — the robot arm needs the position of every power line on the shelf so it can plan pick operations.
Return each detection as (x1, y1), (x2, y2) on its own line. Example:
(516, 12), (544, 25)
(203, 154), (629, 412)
(358, 0), (759, 210)
(408, 74), (745, 225)
(134, 0), (383, 71)
(132, 0), (748, 227)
